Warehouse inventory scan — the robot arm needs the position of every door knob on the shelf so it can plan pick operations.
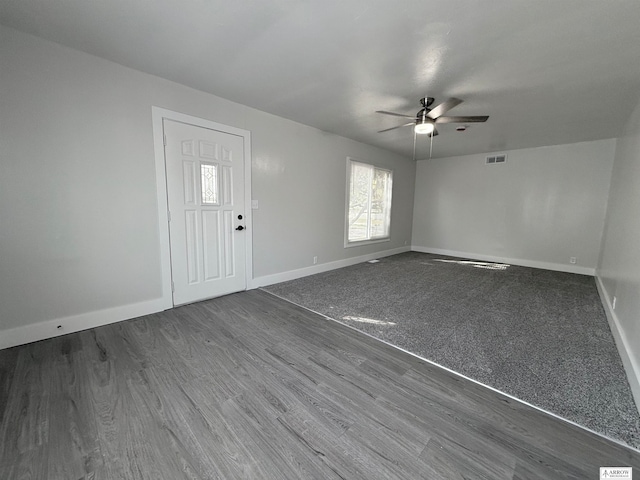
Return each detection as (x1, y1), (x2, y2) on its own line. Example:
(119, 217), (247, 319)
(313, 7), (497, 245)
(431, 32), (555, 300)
(235, 225), (245, 231)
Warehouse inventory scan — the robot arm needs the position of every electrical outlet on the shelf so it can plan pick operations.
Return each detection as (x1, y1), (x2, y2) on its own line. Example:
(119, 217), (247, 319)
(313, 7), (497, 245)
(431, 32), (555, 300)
(313, 256), (318, 265)
(613, 296), (617, 310)
(569, 257), (577, 264)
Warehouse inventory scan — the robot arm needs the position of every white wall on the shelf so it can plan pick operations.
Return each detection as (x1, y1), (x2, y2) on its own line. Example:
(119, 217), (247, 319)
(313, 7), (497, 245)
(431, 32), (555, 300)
(0, 26), (414, 347)
(597, 95), (640, 406)
(249, 113), (415, 280)
(411, 140), (615, 274)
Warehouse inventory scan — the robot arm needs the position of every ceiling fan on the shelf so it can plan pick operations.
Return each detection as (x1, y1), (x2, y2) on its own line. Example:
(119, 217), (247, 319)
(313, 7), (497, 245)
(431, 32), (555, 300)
(376, 97), (488, 137)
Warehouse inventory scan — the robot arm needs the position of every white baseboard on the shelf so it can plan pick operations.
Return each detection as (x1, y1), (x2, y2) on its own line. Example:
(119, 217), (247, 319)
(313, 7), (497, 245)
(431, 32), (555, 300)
(1, 246), (411, 350)
(411, 246), (596, 276)
(248, 246), (411, 289)
(595, 276), (640, 416)
(0, 298), (168, 350)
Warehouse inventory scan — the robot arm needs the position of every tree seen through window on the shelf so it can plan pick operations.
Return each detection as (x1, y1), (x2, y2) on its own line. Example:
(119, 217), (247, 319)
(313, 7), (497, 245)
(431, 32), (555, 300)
(347, 160), (392, 243)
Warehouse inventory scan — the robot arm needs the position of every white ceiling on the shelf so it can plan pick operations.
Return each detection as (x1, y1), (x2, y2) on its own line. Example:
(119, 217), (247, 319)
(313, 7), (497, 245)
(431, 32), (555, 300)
(2, 0), (640, 159)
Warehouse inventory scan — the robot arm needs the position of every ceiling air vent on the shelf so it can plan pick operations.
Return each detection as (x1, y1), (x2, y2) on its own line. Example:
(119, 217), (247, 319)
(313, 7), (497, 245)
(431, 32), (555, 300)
(486, 154), (507, 165)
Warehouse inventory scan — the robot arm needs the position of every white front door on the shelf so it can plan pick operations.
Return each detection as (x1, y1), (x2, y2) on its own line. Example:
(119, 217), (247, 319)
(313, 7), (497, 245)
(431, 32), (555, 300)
(164, 119), (247, 305)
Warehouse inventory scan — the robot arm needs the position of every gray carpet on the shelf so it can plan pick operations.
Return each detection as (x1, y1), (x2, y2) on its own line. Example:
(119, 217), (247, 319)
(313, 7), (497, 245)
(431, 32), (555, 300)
(264, 251), (640, 449)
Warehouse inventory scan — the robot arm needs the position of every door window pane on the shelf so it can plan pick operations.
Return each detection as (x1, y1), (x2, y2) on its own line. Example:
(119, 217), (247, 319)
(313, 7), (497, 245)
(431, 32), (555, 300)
(201, 163), (219, 205)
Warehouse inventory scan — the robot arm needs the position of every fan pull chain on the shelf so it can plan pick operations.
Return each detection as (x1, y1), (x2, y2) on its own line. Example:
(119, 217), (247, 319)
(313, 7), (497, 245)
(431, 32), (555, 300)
(413, 130), (417, 162)
(429, 130), (433, 159)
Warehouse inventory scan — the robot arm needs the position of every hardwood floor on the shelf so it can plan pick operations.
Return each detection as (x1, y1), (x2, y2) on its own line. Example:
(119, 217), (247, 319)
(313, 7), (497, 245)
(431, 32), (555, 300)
(1, 289), (639, 479)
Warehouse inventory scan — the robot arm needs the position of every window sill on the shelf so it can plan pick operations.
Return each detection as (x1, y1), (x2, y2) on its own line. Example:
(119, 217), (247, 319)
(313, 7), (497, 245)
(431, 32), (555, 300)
(344, 237), (391, 248)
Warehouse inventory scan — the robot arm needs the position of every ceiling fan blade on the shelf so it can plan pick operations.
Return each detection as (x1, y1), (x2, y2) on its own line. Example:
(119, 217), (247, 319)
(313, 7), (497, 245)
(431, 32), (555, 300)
(435, 115), (489, 124)
(426, 97), (463, 119)
(429, 128), (439, 137)
(378, 122), (415, 133)
(376, 110), (415, 119)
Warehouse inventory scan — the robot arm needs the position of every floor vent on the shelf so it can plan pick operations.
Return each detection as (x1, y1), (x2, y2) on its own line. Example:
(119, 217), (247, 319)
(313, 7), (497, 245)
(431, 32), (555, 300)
(486, 154), (507, 165)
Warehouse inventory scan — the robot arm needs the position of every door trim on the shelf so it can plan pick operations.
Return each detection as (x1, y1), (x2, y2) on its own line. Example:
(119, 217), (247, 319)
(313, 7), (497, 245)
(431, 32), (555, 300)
(152, 106), (253, 308)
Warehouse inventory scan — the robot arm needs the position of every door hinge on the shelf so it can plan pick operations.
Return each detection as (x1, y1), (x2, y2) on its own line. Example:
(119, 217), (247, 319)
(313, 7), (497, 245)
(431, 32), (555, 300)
(163, 134), (167, 146)
(171, 281), (175, 292)
(167, 210), (171, 222)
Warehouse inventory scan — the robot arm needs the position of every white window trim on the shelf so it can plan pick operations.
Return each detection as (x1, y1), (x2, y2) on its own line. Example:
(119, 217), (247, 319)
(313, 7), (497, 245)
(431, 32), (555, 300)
(344, 157), (393, 248)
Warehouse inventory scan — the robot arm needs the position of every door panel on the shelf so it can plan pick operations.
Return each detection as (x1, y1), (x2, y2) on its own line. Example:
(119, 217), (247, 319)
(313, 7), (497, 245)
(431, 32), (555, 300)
(164, 119), (246, 305)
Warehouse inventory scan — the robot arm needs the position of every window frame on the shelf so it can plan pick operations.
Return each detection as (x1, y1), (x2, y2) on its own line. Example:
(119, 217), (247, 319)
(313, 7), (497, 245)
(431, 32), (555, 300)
(344, 157), (393, 248)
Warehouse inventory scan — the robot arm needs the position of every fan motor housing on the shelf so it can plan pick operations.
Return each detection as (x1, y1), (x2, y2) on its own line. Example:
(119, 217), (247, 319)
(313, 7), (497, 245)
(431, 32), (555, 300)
(416, 108), (430, 119)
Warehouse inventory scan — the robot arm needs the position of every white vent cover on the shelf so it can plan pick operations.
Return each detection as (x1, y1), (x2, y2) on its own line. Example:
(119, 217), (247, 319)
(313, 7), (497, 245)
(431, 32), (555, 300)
(486, 154), (507, 165)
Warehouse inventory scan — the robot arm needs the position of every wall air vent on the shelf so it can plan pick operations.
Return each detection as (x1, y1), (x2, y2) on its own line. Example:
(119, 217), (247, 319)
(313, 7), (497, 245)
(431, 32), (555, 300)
(486, 154), (507, 165)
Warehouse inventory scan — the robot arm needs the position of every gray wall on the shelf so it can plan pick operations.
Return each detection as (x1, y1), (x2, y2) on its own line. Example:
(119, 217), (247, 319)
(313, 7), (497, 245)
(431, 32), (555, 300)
(0, 26), (415, 339)
(411, 140), (615, 274)
(598, 94), (640, 400)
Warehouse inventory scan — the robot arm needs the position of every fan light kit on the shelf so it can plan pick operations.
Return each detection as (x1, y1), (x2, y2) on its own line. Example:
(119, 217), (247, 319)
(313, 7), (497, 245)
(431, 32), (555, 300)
(415, 121), (435, 134)
(414, 110), (435, 134)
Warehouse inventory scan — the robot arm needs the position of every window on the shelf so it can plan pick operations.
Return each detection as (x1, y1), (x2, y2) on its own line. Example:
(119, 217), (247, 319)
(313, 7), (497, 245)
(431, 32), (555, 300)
(200, 163), (219, 204)
(345, 158), (393, 245)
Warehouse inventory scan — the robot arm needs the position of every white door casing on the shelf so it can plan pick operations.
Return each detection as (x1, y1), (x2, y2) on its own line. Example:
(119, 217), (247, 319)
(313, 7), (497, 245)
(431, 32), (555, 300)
(153, 109), (252, 307)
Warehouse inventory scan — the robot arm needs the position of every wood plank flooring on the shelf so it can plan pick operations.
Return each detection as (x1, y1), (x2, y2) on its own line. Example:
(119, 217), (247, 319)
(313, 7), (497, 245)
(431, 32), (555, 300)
(1, 289), (639, 479)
